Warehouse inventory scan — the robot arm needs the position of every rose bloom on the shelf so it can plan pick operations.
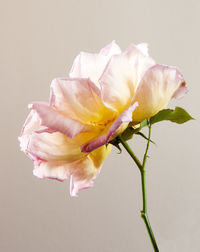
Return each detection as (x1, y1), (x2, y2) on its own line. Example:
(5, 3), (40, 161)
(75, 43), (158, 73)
(19, 41), (187, 195)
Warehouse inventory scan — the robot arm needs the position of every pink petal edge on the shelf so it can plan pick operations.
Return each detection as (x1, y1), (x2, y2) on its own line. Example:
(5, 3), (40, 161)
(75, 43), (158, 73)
(30, 102), (91, 139)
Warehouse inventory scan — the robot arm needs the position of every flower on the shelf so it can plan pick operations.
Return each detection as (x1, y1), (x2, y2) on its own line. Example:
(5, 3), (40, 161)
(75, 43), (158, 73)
(19, 41), (187, 195)
(19, 110), (111, 196)
(19, 41), (139, 195)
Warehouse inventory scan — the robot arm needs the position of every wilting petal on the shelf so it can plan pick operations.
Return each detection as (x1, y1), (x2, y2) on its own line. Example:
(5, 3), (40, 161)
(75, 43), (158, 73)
(19, 110), (87, 163)
(33, 145), (111, 196)
(30, 102), (92, 138)
(132, 64), (188, 122)
(20, 110), (40, 136)
(69, 41), (121, 87)
(70, 176), (94, 197)
(70, 144), (112, 196)
(19, 110), (55, 154)
(69, 158), (97, 197)
(27, 131), (86, 162)
(50, 78), (115, 125)
(172, 81), (188, 99)
(33, 160), (70, 181)
(82, 103), (138, 152)
(19, 110), (41, 152)
(100, 44), (155, 113)
(19, 105), (111, 196)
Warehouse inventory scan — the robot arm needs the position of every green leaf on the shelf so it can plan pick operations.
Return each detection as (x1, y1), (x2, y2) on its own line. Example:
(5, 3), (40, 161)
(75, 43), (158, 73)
(135, 132), (156, 145)
(150, 107), (194, 125)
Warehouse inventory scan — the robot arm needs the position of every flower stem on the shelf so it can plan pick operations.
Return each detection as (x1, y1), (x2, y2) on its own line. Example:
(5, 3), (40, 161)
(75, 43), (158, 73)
(117, 135), (143, 171)
(118, 125), (159, 251)
(140, 169), (159, 251)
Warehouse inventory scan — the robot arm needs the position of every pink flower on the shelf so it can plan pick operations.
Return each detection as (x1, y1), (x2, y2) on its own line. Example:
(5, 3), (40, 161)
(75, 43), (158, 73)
(19, 41), (187, 195)
(19, 42), (135, 196)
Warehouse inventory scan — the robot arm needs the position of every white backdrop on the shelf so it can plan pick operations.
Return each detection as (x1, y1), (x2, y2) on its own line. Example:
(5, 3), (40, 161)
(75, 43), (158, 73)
(1, 0), (200, 251)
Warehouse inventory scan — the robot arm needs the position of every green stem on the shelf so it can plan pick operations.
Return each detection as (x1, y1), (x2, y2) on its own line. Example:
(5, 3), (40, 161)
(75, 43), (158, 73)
(142, 123), (152, 168)
(118, 125), (159, 252)
(140, 169), (159, 251)
(117, 135), (143, 171)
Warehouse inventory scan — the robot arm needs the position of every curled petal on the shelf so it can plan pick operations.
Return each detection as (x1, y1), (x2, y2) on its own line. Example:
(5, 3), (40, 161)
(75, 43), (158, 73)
(172, 81), (188, 99)
(100, 44), (155, 113)
(19, 110), (86, 164)
(19, 105), (111, 196)
(81, 103), (138, 152)
(27, 131), (86, 163)
(33, 161), (70, 181)
(69, 41), (121, 87)
(69, 158), (97, 197)
(132, 64), (188, 122)
(70, 144), (111, 196)
(33, 145), (111, 196)
(50, 78), (115, 125)
(19, 110), (41, 152)
(70, 176), (94, 197)
(20, 110), (41, 136)
(30, 102), (92, 138)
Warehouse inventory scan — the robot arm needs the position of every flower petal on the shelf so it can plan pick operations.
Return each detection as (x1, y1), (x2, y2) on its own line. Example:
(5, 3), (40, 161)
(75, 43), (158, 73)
(69, 41), (121, 87)
(27, 131), (86, 162)
(81, 103), (138, 152)
(99, 40), (121, 56)
(33, 144), (111, 196)
(99, 44), (155, 113)
(70, 176), (94, 197)
(136, 43), (149, 56)
(30, 102), (92, 138)
(19, 109), (87, 164)
(88, 143), (112, 168)
(70, 144), (112, 196)
(132, 64), (188, 122)
(33, 160), (70, 181)
(50, 78), (115, 125)
(19, 110), (41, 152)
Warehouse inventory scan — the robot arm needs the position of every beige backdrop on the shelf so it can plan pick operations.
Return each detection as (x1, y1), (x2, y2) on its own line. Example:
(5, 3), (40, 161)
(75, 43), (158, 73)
(1, 0), (200, 251)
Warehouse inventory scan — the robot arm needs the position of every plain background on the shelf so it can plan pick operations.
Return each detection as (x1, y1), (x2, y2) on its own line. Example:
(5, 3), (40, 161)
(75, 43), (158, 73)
(1, 0), (200, 251)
